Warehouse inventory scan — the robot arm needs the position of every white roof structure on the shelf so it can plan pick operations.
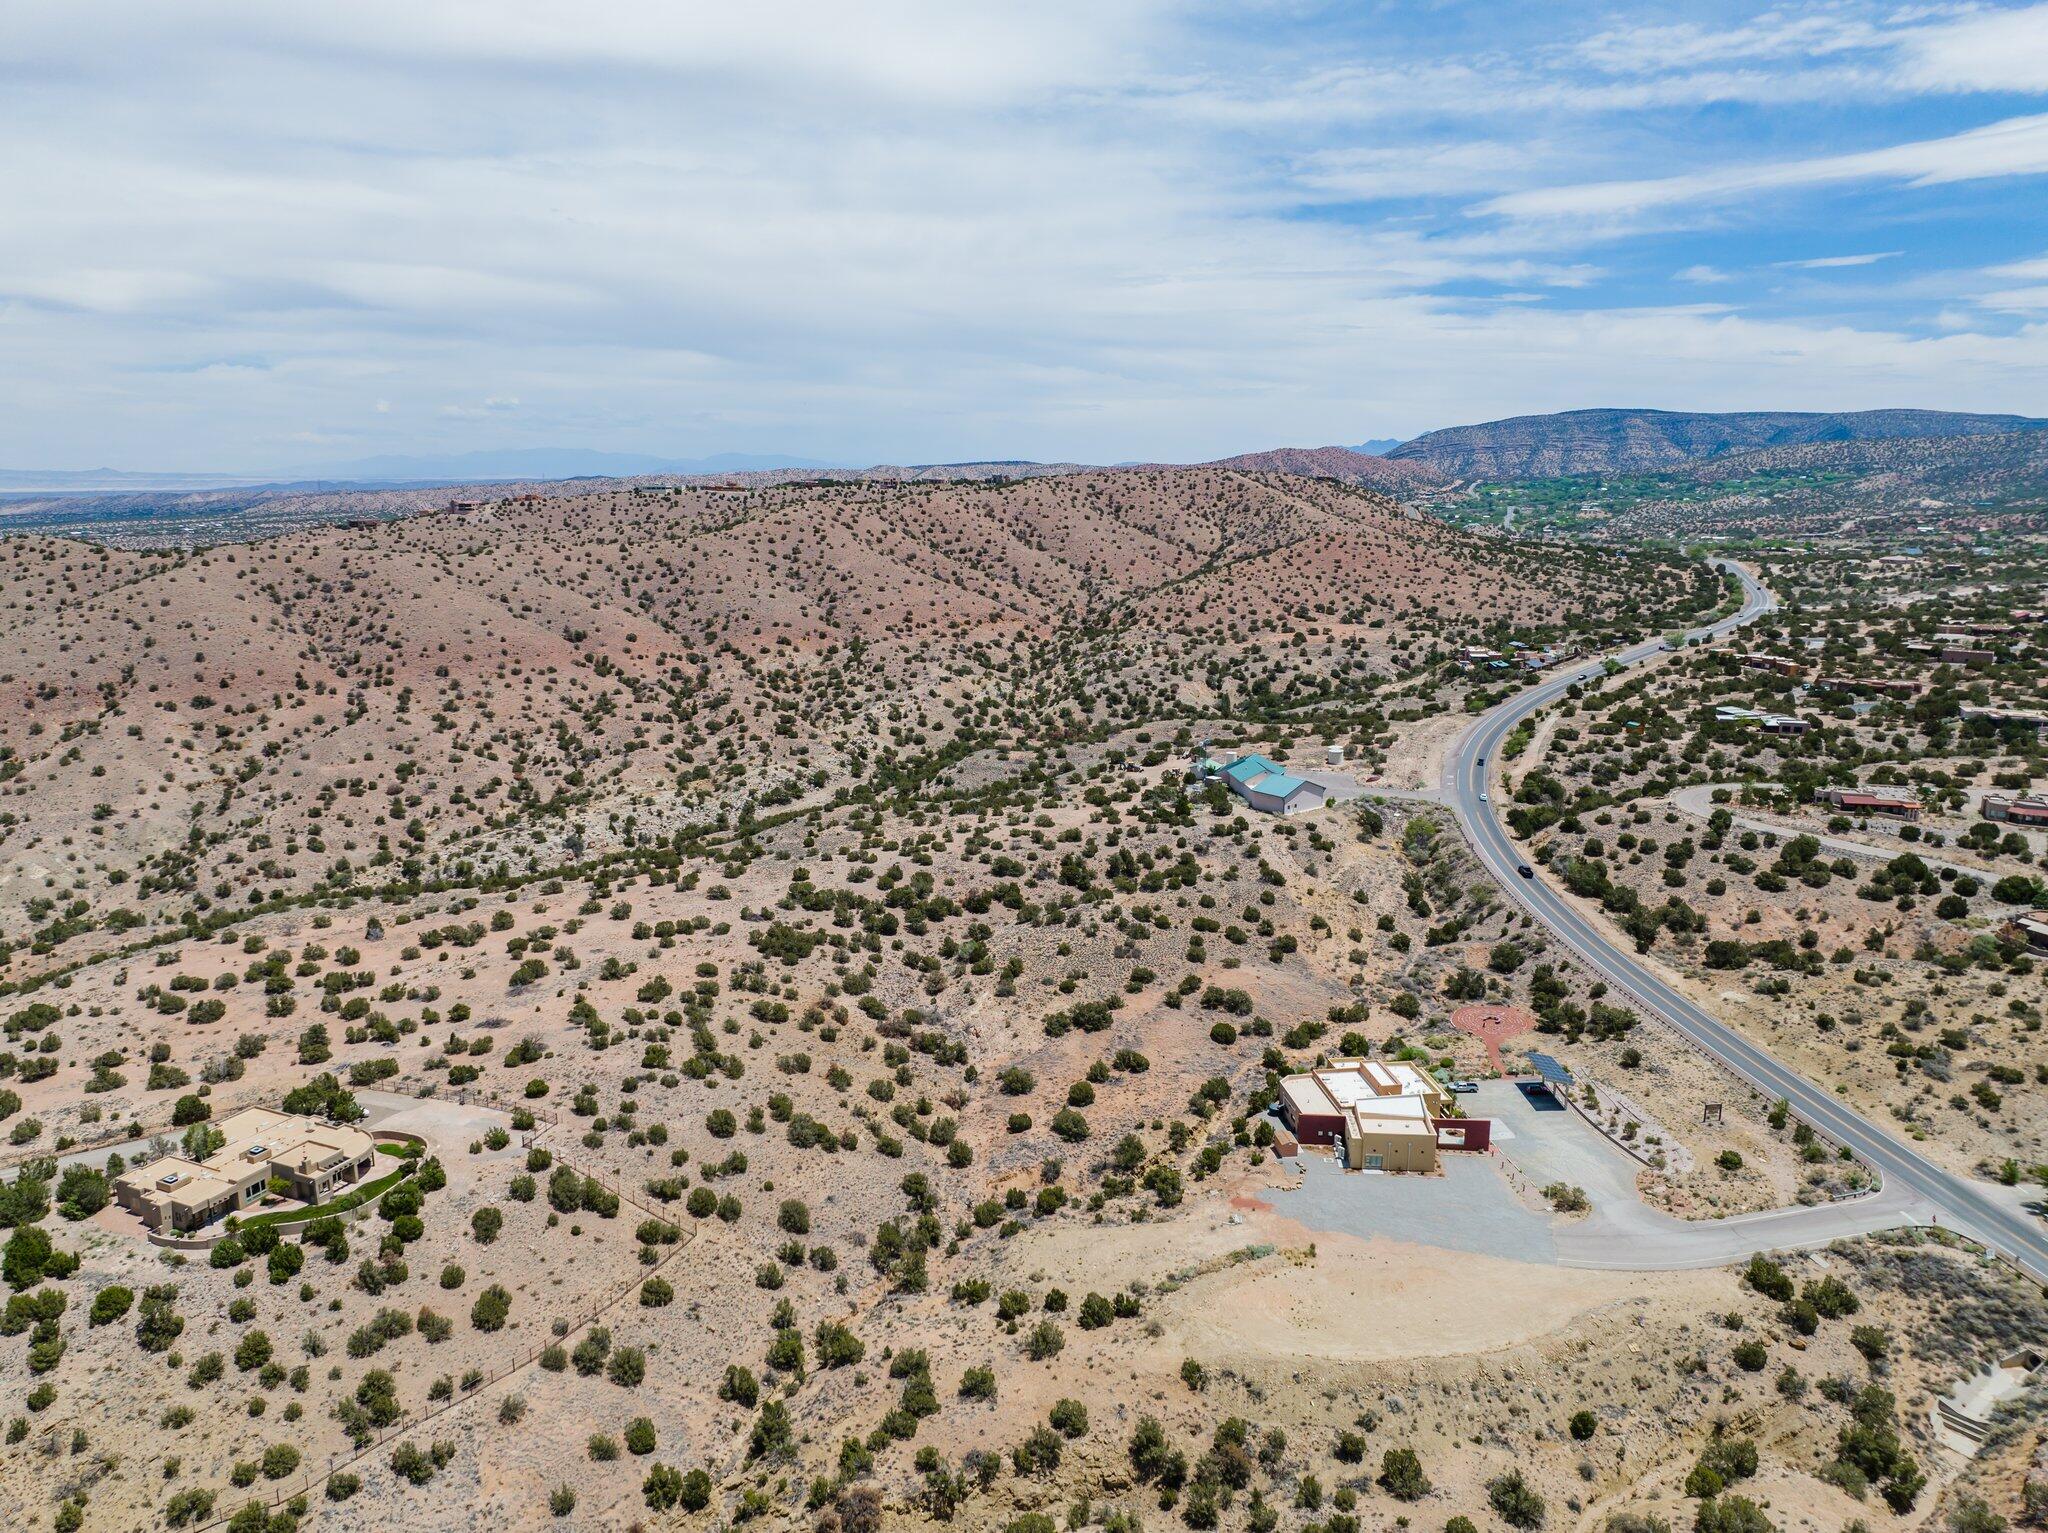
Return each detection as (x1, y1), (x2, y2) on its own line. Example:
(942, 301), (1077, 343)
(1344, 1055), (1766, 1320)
(1281, 1058), (1445, 1124)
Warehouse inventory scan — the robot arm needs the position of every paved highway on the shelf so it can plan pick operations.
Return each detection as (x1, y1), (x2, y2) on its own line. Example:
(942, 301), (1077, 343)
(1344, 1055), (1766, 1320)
(1441, 561), (2048, 1284)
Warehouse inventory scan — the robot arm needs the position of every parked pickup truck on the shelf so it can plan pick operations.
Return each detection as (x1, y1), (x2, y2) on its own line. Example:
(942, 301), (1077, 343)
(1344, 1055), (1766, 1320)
(1446, 1080), (1480, 1094)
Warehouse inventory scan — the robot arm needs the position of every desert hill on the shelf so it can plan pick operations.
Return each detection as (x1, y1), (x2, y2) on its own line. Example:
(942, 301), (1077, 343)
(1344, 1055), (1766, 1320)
(1387, 406), (2048, 479)
(0, 467), (1695, 962)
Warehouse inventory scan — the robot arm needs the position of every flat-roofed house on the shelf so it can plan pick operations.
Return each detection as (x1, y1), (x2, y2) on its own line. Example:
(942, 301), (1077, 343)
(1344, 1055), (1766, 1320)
(1961, 704), (2048, 740)
(1984, 795), (2048, 827)
(2001, 911), (2048, 953)
(115, 1107), (379, 1233)
(113, 1155), (267, 1233)
(1278, 1058), (1486, 1173)
(1815, 675), (1920, 699)
(1814, 787), (1923, 821)
(1740, 654), (1806, 678)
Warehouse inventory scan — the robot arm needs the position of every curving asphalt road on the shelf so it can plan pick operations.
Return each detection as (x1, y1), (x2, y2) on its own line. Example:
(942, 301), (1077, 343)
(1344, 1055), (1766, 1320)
(1439, 561), (2048, 1284)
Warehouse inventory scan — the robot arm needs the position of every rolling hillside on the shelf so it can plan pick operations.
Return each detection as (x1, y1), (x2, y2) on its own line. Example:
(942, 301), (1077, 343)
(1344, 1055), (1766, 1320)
(0, 467), (1701, 959)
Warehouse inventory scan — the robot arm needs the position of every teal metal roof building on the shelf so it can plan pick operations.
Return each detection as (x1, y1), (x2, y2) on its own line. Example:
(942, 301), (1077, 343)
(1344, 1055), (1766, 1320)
(1219, 753), (1326, 815)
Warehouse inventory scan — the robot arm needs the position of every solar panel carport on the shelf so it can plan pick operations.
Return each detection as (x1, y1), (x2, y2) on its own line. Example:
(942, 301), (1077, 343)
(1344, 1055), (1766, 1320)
(1524, 1052), (1574, 1102)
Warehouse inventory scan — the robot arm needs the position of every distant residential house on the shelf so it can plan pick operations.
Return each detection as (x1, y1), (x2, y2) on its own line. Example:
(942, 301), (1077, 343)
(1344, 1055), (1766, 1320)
(1960, 703), (2048, 732)
(1815, 675), (1920, 699)
(1814, 787), (1922, 821)
(1983, 795), (2048, 828)
(1935, 635), (1997, 665)
(1219, 754), (1327, 816)
(1713, 706), (1806, 734)
(1739, 654), (1806, 679)
(1906, 639), (1995, 666)
(2001, 911), (2048, 953)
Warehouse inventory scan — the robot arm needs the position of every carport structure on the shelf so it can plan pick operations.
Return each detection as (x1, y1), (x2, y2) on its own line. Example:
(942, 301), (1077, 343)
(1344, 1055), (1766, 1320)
(1523, 1052), (1575, 1104)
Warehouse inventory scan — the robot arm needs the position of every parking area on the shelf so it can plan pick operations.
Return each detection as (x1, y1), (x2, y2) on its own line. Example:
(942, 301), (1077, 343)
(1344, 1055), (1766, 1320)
(357, 1089), (517, 1158)
(1465, 1078), (1644, 1205)
(1271, 1146), (1558, 1265)
(1268, 1073), (1931, 1272)
(1297, 769), (1367, 802)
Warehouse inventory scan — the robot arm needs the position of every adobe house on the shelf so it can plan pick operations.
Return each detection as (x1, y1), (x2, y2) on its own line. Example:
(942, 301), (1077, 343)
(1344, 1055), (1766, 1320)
(1278, 1058), (1490, 1173)
(115, 1106), (378, 1233)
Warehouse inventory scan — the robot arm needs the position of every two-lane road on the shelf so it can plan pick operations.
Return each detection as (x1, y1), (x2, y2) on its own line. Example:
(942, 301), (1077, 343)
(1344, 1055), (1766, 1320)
(1441, 561), (2048, 1283)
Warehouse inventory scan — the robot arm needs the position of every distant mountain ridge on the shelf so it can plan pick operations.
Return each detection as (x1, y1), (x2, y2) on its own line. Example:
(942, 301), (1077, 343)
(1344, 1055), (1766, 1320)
(1197, 445), (1446, 493)
(292, 447), (842, 481)
(1386, 407), (2048, 479)
(0, 467), (267, 494)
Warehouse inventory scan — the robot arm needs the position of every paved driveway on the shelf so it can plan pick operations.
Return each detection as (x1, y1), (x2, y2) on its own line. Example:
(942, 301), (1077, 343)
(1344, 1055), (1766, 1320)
(357, 1089), (514, 1157)
(1471, 1079), (1929, 1269)
(1271, 1149), (1557, 1265)
(1267, 1080), (1929, 1271)
(1469, 1079), (1640, 1204)
(1298, 770), (1366, 802)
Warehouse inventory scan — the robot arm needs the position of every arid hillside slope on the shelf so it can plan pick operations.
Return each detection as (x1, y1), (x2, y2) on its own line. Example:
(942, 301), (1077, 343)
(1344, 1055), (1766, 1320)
(0, 468), (1699, 968)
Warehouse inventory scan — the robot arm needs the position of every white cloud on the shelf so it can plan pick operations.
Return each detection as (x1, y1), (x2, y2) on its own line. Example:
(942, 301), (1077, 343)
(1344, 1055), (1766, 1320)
(1676, 264), (1735, 283)
(1985, 253), (2048, 281)
(1774, 251), (1900, 268)
(0, 2), (2045, 468)
(1895, 3), (2048, 94)
(1290, 141), (1543, 201)
(1575, 9), (1891, 73)
(1480, 112), (2048, 220)
(1977, 286), (2048, 312)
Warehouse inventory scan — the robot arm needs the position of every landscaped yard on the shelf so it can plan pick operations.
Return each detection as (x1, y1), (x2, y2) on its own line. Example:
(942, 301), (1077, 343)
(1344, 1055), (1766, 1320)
(233, 1162), (416, 1232)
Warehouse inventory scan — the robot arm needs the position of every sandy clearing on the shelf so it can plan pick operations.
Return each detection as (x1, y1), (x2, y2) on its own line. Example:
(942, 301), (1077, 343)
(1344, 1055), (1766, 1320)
(993, 1189), (1723, 1368)
(1167, 1209), (1724, 1364)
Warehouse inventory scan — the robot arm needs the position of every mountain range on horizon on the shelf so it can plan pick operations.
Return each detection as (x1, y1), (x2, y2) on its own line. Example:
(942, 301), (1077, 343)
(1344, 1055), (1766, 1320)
(1384, 406), (2048, 480)
(6, 408), (2047, 495)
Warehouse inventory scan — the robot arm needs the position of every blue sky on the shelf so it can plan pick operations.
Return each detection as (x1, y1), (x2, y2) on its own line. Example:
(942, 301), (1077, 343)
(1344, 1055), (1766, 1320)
(3, 1), (2047, 471)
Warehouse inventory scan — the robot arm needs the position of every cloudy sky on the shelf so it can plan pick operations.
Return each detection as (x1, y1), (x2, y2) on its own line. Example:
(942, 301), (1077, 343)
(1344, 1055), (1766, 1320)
(4, 1), (2048, 472)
